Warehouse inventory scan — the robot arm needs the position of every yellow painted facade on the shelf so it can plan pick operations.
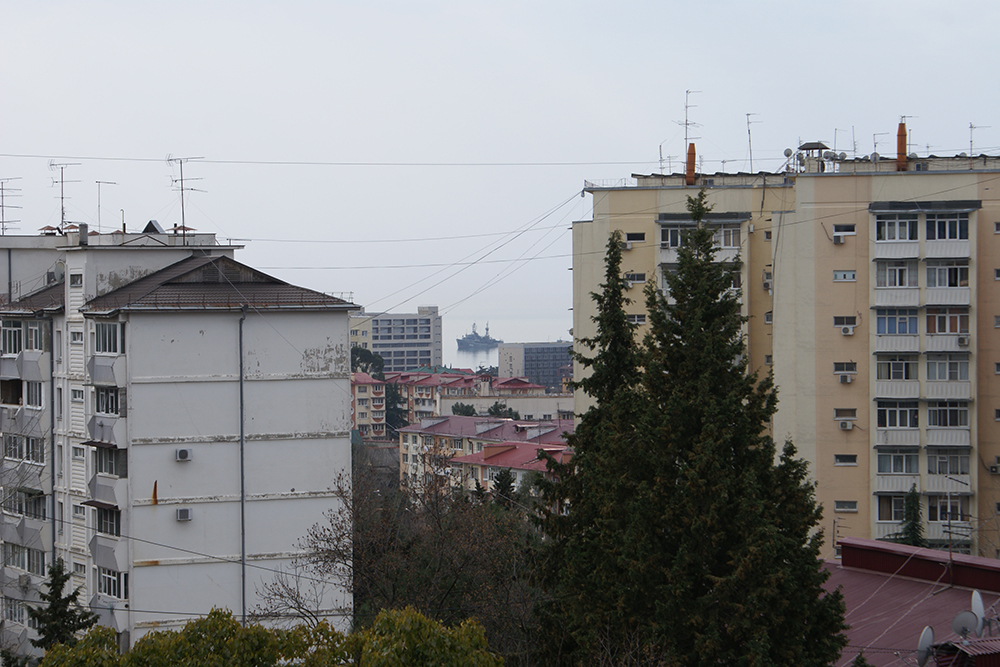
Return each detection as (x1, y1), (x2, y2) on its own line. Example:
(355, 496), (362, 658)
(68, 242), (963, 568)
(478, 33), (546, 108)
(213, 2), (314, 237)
(573, 154), (1000, 558)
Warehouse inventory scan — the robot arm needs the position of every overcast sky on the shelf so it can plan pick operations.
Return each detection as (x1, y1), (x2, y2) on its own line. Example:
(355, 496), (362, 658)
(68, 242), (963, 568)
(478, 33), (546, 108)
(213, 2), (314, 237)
(3, 1), (998, 366)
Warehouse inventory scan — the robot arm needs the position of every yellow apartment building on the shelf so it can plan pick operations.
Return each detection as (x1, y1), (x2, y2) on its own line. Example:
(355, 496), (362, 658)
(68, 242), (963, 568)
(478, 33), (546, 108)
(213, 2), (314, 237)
(573, 135), (1000, 557)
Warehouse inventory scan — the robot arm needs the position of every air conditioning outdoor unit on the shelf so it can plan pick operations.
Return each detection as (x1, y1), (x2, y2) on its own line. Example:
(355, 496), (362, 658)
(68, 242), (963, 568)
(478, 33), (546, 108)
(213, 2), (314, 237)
(18, 574), (30, 590)
(991, 464), (1000, 475)
(840, 374), (853, 384)
(841, 326), (855, 336)
(619, 241), (633, 250)
(958, 335), (970, 347)
(176, 508), (193, 522)
(833, 235), (845, 245)
(762, 280), (772, 291)
(176, 448), (193, 462)
(839, 421), (853, 431)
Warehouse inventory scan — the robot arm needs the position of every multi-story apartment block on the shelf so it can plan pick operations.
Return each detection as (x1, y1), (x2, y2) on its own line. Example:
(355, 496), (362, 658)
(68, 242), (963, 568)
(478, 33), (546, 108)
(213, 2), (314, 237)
(498, 341), (573, 392)
(349, 306), (442, 373)
(398, 415), (572, 490)
(351, 371), (387, 439)
(0, 226), (353, 656)
(573, 127), (1000, 557)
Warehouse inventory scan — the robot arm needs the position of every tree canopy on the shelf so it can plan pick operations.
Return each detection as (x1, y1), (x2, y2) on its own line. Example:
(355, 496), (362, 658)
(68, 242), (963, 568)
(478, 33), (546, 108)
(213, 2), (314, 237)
(451, 402), (477, 416)
(351, 346), (384, 379)
(28, 558), (98, 651)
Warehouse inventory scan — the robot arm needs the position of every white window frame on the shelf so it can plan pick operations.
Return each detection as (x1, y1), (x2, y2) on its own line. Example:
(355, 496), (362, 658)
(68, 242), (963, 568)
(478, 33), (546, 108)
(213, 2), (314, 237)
(876, 260), (918, 288)
(877, 401), (919, 429)
(927, 261), (969, 288)
(927, 401), (969, 427)
(97, 567), (127, 599)
(1, 320), (22, 356)
(834, 500), (858, 513)
(25, 381), (42, 408)
(877, 356), (917, 380)
(927, 354), (969, 381)
(926, 213), (969, 241)
(94, 322), (120, 354)
(875, 214), (918, 241)
(95, 387), (120, 415)
(833, 270), (856, 282)
(833, 224), (857, 236)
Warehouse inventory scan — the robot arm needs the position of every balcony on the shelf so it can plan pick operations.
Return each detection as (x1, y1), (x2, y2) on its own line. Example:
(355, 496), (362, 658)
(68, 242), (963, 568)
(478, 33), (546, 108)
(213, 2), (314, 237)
(926, 521), (973, 542)
(0, 514), (46, 551)
(925, 474), (971, 494)
(925, 239), (970, 259)
(926, 429), (971, 447)
(926, 335), (968, 353)
(875, 381), (919, 399)
(87, 355), (126, 387)
(875, 475), (920, 493)
(89, 532), (127, 572)
(89, 594), (128, 632)
(874, 288), (920, 308)
(925, 381), (971, 400)
(925, 287), (971, 306)
(88, 472), (127, 510)
(875, 336), (920, 353)
(873, 242), (920, 260)
(875, 522), (905, 540)
(87, 414), (126, 446)
(876, 429), (920, 447)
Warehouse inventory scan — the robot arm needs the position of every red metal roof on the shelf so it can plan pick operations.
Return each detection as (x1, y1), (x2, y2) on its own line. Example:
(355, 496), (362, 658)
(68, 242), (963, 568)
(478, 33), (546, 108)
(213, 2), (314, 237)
(450, 441), (569, 472)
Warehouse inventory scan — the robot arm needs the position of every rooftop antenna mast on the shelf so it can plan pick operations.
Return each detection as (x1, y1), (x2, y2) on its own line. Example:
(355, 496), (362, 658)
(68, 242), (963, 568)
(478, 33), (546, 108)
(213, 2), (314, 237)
(49, 161), (81, 231)
(658, 139), (676, 175)
(0, 178), (22, 236)
(746, 113), (760, 172)
(873, 132), (890, 155)
(95, 181), (117, 234)
(900, 115), (918, 154)
(675, 89), (702, 152)
(970, 122), (990, 156)
(166, 155), (205, 245)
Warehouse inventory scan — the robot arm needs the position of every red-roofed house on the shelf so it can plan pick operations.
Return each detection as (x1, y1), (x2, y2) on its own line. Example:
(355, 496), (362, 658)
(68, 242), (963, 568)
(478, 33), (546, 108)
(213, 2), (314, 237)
(451, 441), (571, 493)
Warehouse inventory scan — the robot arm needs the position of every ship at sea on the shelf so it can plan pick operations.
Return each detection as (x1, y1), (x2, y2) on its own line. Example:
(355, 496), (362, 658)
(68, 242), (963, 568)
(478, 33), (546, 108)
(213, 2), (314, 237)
(457, 322), (502, 352)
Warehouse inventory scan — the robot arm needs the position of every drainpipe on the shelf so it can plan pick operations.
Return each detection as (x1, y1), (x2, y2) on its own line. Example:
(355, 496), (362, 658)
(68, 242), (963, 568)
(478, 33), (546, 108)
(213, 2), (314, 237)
(238, 306), (247, 626)
(48, 316), (56, 562)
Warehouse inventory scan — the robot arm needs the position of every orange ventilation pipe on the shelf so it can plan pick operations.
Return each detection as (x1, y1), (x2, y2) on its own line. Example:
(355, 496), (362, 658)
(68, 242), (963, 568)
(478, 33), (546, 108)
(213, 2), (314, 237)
(685, 143), (696, 185)
(897, 122), (907, 171)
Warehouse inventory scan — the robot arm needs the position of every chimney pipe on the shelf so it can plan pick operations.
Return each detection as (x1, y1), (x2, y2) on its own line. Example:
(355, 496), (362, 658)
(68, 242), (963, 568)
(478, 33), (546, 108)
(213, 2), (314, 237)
(685, 143), (697, 186)
(78, 223), (88, 246)
(897, 122), (907, 172)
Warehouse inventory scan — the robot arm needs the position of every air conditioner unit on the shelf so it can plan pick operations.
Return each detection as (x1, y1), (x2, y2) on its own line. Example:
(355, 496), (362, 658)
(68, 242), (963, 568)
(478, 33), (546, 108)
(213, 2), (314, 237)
(839, 374), (853, 384)
(991, 465), (1000, 475)
(175, 448), (193, 462)
(176, 508), (193, 522)
(17, 574), (30, 590)
(841, 326), (855, 336)
(957, 335), (970, 347)
(839, 421), (853, 431)
(833, 235), (845, 245)
(762, 280), (772, 291)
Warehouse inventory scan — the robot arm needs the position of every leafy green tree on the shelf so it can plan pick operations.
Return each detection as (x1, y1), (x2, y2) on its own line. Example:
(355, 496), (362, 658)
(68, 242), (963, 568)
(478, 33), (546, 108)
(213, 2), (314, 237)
(491, 468), (514, 508)
(28, 558), (98, 651)
(487, 401), (519, 420)
(351, 346), (385, 379)
(452, 402), (477, 416)
(354, 607), (502, 667)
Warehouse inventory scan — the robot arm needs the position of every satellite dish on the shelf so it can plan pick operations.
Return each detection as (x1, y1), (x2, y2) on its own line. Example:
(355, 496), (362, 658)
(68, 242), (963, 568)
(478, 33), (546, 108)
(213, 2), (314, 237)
(909, 152), (919, 159)
(871, 152), (880, 162)
(959, 152), (968, 158)
(823, 151), (834, 159)
(972, 590), (985, 637)
(954, 610), (979, 643)
(839, 152), (847, 160)
(783, 148), (793, 158)
(917, 625), (934, 667)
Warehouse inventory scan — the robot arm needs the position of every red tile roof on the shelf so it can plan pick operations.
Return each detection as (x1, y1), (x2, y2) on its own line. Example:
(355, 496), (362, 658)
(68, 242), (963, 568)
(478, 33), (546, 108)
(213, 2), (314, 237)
(451, 441), (570, 472)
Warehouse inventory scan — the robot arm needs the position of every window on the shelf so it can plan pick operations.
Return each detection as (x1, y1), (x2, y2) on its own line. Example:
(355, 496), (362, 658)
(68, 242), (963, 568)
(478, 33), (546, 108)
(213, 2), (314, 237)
(927, 261), (969, 287)
(876, 214), (918, 241)
(70, 330), (83, 345)
(928, 495), (969, 522)
(661, 227), (683, 248)
(25, 381), (42, 408)
(926, 213), (969, 240)
(834, 408), (857, 420)
(996, 362), (1000, 374)
(623, 272), (646, 284)
(926, 307), (969, 334)
(713, 225), (741, 248)
(834, 362), (857, 374)
(833, 224), (857, 236)
(3, 598), (25, 626)
(5, 491), (46, 519)
(72, 445), (85, 459)
(72, 504), (86, 519)
(877, 356), (917, 380)
(996, 221), (1000, 234)
(358, 386), (367, 393)
(877, 309), (918, 335)
(356, 398), (368, 406)
(69, 273), (82, 287)
(834, 500), (858, 512)
(878, 496), (906, 522)
(5, 435), (43, 464)
(764, 311), (773, 324)
(1, 320), (22, 355)
(764, 230), (772, 240)
(56, 387), (63, 419)
(95, 447), (118, 476)
(627, 314), (647, 325)
(25, 322), (42, 351)
(4, 544), (45, 575)
(928, 449), (970, 475)
(927, 354), (969, 381)
(877, 401), (919, 428)
(350, 329), (358, 336)
(834, 454), (857, 466)
(97, 507), (121, 536)
(833, 316), (857, 327)
(764, 355), (773, 366)
(95, 322), (119, 354)
(96, 387), (120, 415)
(876, 260), (918, 288)
(927, 401), (969, 427)
(97, 567), (127, 599)
(833, 270), (856, 282)
(73, 562), (86, 576)
(625, 232), (645, 242)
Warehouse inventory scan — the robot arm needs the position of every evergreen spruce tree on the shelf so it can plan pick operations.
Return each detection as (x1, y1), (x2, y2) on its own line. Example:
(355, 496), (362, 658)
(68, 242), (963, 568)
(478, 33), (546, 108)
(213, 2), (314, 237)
(896, 484), (926, 547)
(27, 558), (98, 650)
(491, 468), (515, 509)
(535, 229), (642, 663)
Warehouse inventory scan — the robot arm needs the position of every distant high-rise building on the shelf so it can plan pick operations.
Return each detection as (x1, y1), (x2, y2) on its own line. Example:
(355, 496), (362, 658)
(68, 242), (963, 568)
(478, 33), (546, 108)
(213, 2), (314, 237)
(498, 341), (572, 392)
(350, 306), (442, 373)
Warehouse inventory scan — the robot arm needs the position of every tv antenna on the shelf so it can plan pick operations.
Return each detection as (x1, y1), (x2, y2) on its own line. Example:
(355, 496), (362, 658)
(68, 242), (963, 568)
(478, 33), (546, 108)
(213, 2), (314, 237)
(675, 89), (702, 151)
(0, 178), (22, 236)
(49, 161), (81, 230)
(873, 132), (890, 154)
(95, 181), (117, 234)
(658, 139), (676, 175)
(746, 113), (760, 172)
(900, 115), (918, 154)
(970, 122), (990, 156)
(166, 155), (205, 243)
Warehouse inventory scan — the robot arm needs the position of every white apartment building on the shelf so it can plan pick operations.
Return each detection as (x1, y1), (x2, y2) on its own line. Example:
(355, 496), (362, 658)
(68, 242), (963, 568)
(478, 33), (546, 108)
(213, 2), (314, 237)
(349, 306), (442, 373)
(0, 226), (353, 657)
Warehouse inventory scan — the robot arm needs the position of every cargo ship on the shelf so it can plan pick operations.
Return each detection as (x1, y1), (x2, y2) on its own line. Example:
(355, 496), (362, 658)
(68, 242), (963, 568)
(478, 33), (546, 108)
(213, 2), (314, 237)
(457, 322), (501, 352)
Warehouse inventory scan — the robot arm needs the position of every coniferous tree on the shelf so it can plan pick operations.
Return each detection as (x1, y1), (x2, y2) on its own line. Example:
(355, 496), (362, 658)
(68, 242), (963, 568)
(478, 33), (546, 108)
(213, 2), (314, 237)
(452, 402), (477, 416)
(895, 484), (926, 547)
(28, 558), (97, 650)
(492, 468), (515, 508)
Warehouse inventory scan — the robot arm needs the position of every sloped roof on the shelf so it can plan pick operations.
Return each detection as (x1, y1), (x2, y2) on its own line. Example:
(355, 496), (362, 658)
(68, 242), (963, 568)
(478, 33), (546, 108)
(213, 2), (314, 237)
(0, 281), (66, 315)
(352, 372), (383, 386)
(397, 415), (573, 443)
(451, 441), (570, 472)
(82, 255), (353, 314)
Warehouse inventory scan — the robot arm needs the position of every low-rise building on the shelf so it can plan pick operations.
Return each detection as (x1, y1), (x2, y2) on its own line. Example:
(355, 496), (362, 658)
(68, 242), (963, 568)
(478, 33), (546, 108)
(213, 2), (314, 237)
(450, 441), (571, 494)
